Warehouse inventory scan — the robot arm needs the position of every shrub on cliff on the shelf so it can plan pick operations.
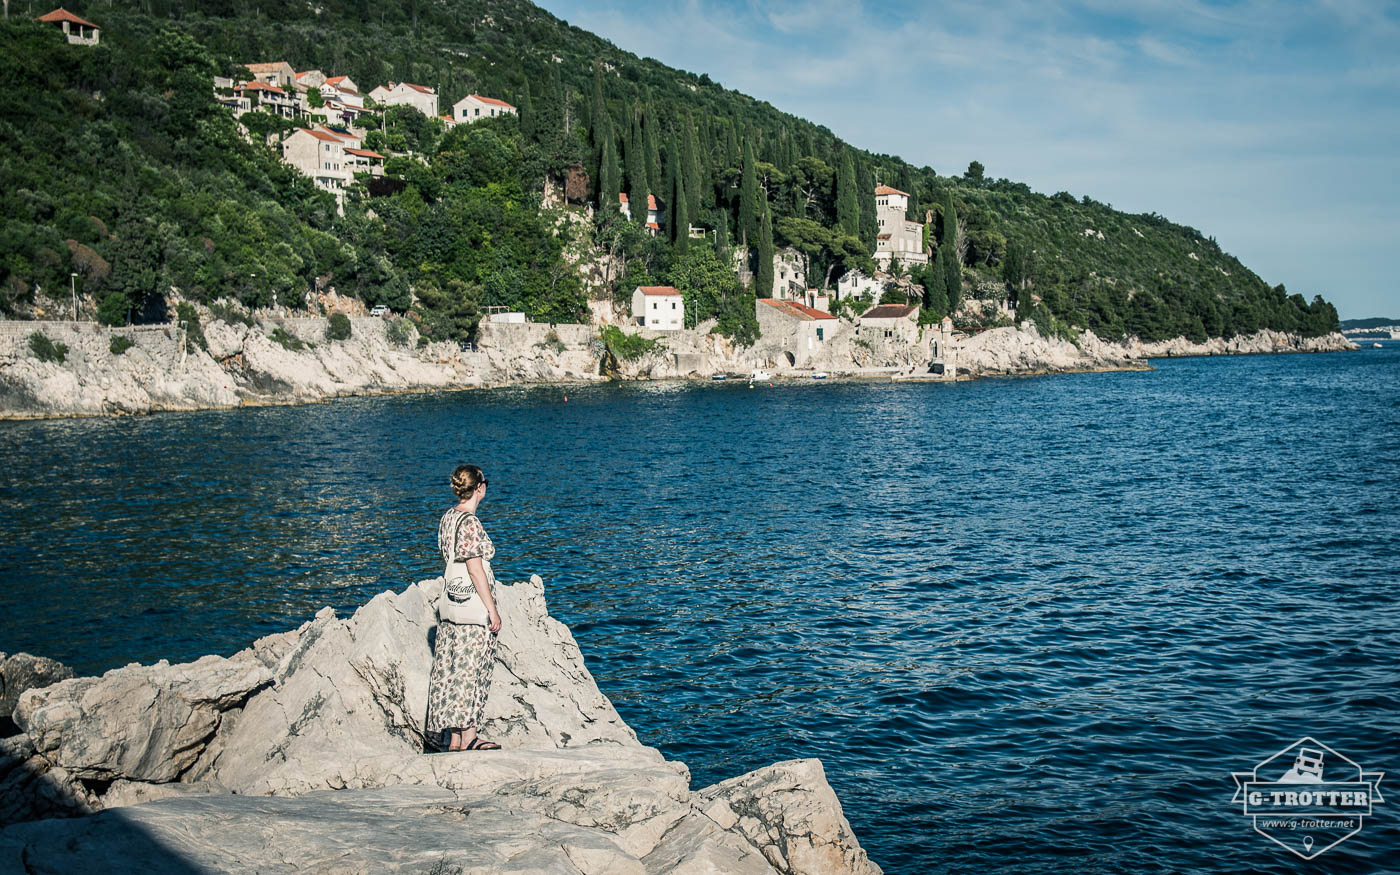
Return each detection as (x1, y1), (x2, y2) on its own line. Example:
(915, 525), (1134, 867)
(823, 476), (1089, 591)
(109, 335), (135, 355)
(176, 303), (206, 352)
(600, 326), (661, 361)
(326, 313), (352, 341)
(28, 332), (67, 364)
(385, 317), (416, 349)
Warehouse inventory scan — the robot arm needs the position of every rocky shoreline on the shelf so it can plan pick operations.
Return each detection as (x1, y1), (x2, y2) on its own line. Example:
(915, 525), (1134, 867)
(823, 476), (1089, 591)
(0, 308), (1357, 421)
(0, 577), (882, 873)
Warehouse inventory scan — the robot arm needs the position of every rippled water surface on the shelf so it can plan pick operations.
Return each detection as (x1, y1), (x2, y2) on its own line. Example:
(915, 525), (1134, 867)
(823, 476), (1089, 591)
(3, 349), (1398, 872)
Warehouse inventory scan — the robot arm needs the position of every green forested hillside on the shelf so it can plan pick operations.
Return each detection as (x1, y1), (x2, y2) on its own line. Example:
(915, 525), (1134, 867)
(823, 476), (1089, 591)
(0, 0), (1339, 341)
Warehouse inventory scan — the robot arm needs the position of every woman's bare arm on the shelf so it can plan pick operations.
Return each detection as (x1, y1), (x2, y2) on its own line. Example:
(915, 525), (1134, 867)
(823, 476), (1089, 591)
(466, 556), (502, 633)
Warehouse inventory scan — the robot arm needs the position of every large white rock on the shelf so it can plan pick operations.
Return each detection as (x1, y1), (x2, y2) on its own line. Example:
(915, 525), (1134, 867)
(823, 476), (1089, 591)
(2, 577), (882, 873)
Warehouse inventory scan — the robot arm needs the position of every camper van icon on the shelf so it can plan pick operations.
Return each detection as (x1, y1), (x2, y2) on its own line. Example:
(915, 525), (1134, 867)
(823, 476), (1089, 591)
(1232, 737), (1385, 859)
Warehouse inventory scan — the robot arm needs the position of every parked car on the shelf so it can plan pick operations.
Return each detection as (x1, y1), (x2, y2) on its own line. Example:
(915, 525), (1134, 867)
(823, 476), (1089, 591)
(369, 305), (391, 317)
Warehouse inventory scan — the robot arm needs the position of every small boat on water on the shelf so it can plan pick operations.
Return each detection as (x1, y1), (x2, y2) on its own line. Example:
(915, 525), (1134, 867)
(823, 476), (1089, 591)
(812, 372), (829, 380)
(749, 369), (772, 382)
(712, 374), (727, 381)
(1374, 343), (1383, 349)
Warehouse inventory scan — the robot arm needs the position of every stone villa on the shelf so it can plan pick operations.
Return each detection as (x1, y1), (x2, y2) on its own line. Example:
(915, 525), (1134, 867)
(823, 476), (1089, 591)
(37, 8), (99, 45)
(873, 184), (928, 269)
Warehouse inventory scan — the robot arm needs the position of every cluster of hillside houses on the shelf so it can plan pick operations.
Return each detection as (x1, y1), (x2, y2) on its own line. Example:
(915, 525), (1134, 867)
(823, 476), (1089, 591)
(41, 9), (969, 373)
(209, 60), (517, 207)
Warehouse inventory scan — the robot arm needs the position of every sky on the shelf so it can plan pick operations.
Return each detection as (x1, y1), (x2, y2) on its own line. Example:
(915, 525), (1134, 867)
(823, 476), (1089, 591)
(538, 0), (1400, 319)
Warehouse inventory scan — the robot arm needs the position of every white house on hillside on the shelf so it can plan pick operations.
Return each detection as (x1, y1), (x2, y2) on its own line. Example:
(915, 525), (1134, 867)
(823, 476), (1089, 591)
(453, 94), (517, 123)
(370, 82), (438, 117)
(632, 286), (684, 330)
(873, 184), (928, 269)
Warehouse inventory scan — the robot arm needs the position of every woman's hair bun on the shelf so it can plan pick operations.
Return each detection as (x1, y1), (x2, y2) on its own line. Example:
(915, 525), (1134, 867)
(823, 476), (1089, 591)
(451, 464), (484, 500)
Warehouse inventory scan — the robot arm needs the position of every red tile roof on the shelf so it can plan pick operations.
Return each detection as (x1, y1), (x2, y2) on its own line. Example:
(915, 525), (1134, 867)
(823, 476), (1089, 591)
(297, 127), (344, 143)
(344, 148), (385, 159)
(759, 299), (837, 320)
(636, 286), (682, 296)
(38, 7), (98, 28)
(467, 94), (516, 109)
(401, 82), (435, 94)
(861, 304), (918, 320)
(326, 76), (350, 85)
(619, 193), (660, 210)
(245, 61), (291, 73)
(241, 81), (288, 95)
(646, 222), (660, 230)
(874, 184), (909, 196)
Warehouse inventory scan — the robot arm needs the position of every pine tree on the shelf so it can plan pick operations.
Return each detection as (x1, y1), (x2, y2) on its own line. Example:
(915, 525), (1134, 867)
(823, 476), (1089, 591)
(739, 137), (759, 248)
(836, 149), (859, 237)
(756, 197), (774, 297)
(626, 106), (649, 227)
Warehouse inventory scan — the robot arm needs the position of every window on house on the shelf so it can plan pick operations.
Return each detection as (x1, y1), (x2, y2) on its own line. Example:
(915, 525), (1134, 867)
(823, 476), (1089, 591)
(817, 327), (824, 341)
(653, 301), (658, 309)
(671, 302), (676, 309)
(475, 108), (480, 116)
(885, 329), (893, 338)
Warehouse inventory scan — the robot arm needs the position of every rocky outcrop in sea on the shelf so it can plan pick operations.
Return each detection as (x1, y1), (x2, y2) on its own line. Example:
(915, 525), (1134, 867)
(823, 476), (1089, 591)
(0, 577), (881, 874)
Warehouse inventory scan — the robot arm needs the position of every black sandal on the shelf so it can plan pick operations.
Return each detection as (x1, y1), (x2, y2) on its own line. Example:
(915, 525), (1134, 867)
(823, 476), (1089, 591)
(464, 736), (501, 750)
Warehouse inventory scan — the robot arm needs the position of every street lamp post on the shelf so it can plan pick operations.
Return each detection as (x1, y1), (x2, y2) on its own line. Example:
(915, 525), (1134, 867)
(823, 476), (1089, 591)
(70, 273), (78, 321)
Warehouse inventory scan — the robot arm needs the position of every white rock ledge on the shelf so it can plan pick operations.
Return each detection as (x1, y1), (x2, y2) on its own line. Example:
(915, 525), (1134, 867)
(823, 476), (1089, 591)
(0, 577), (882, 874)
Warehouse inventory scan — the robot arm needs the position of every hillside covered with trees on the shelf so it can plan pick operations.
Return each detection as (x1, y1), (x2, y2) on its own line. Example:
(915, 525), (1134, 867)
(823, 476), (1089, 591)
(0, 0), (1339, 343)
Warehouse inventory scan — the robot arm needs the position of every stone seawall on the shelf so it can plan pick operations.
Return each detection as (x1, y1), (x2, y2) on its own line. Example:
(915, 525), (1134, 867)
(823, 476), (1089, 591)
(0, 577), (882, 874)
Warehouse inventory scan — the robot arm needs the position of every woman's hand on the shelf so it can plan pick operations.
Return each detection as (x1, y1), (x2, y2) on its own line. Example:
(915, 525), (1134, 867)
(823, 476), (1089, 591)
(487, 609), (502, 635)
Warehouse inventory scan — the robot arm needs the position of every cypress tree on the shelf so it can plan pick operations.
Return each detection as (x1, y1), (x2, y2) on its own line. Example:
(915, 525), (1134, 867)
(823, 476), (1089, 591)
(857, 159), (877, 248)
(739, 137), (759, 248)
(589, 61), (606, 149)
(682, 114), (702, 214)
(642, 96), (661, 198)
(519, 80), (536, 142)
(836, 149), (859, 237)
(673, 165), (690, 254)
(664, 130), (680, 243)
(942, 193), (962, 312)
(724, 122), (739, 170)
(626, 106), (649, 227)
(600, 130), (621, 215)
(715, 211), (729, 256)
(756, 197), (774, 297)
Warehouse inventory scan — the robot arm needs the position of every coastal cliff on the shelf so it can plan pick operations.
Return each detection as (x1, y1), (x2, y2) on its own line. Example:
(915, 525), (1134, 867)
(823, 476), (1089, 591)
(0, 577), (881, 874)
(0, 308), (1357, 420)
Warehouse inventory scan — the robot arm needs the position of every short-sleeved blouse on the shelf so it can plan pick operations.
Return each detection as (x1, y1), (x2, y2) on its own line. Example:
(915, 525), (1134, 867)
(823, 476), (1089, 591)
(438, 508), (495, 564)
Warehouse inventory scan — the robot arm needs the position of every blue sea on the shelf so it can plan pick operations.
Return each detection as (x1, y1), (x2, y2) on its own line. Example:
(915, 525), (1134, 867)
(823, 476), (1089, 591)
(2, 347), (1397, 873)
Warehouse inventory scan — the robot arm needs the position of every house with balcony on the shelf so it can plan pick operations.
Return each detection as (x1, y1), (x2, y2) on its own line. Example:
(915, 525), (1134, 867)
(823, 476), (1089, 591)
(243, 61), (296, 88)
(239, 81), (297, 119)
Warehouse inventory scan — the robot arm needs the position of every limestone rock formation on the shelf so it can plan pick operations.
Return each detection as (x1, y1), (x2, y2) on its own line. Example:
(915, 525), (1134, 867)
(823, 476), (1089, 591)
(1, 576), (881, 873)
(0, 652), (74, 736)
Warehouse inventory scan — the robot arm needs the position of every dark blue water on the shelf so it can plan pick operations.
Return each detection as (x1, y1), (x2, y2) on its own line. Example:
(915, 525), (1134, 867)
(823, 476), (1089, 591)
(3, 349), (1398, 873)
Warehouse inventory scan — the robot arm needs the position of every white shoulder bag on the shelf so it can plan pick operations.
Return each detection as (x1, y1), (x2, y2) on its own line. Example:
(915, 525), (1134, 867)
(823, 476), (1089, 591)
(439, 512), (492, 626)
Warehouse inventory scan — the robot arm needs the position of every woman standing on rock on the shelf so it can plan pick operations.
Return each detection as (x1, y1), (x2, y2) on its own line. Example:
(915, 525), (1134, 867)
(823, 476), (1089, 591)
(427, 464), (504, 752)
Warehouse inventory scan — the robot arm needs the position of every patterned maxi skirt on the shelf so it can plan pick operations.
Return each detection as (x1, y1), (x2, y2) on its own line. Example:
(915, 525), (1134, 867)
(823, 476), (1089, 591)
(426, 620), (499, 733)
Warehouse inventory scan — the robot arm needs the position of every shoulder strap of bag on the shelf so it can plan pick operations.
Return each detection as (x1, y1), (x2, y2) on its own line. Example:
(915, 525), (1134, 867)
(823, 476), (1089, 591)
(448, 508), (475, 564)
